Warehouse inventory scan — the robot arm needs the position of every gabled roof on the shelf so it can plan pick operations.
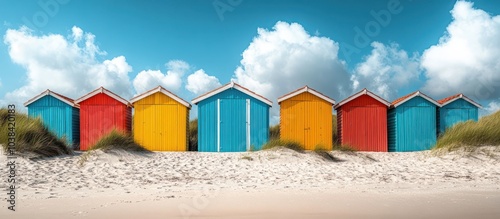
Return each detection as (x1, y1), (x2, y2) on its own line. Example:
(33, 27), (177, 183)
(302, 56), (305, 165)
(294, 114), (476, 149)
(438, 93), (482, 109)
(130, 86), (191, 108)
(75, 87), (131, 107)
(277, 86), (335, 105)
(24, 89), (79, 108)
(390, 91), (440, 108)
(334, 88), (390, 109)
(192, 81), (273, 106)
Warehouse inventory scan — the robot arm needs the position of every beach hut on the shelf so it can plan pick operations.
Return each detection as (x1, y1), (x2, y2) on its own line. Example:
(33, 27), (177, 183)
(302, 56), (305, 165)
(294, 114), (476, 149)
(130, 86), (191, 151)
(335, 89), (390, 152)
(278, 86), (335, 150)
(192, 82), (272, 152)
(75, 87), (132, 150)
(437, 94), (481, 135)
(388, 91), (440, 152)
(24, 90), (80, 147)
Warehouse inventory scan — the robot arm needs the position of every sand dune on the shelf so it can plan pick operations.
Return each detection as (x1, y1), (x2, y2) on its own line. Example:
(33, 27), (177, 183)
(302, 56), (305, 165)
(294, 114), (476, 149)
(1, 146), (499, 218)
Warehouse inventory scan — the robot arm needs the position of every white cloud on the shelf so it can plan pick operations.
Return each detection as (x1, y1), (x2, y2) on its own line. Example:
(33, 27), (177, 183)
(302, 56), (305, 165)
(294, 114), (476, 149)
(233, 21), (351, 122)
(421, 1), (500, 101)
(480, 100), (500, 117)
(3, 26), (133, 108)
(185, 69), (221, 95)
(71, 26), (83, 41)
(351, 42), (421, 101)
(132, 60), (189, 94)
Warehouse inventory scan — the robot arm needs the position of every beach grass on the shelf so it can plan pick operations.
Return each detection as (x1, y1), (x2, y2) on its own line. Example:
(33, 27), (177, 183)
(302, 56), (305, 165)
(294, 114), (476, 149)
(269, 124), (280, 141)
(332, 115), (338, 146)
(0, 108), (72, 157)
(332, 144), (357, 152)
(434, 110), (500, 151)
(79, 130), (148, 165)
(262, 139), (305, 152)
(313, 145), (342, 161)
(189, 119), (198, 151)
(87, 129), (147, 152)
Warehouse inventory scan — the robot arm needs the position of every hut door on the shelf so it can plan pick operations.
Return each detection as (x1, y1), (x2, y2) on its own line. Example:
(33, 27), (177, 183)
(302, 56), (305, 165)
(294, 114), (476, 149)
(157, 104), (178, 151)
(218, 99), (249, 152)
(139, 105), (156, 150)
(403, 106), (436, 151)
(290, 101), (306, 148)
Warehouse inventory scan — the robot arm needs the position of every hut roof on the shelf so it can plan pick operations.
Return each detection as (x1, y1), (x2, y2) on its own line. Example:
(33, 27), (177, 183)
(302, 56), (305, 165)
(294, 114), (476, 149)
(192, 81), (272, 106)
(24, 89), (79, 108)
(277, 86), (335, 104)
(334, 88), (390, 109)
(130, 86), (191, 108)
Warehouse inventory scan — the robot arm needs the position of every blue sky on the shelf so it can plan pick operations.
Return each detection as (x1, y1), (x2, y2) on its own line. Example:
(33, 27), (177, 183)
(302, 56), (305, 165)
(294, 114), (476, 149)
(1, 0), (500, 122)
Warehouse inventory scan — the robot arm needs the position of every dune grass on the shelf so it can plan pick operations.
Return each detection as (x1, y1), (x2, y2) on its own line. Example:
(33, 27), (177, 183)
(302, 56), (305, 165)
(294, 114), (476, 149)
(188, 119), (198, 151)
(434, 110), (500, 151)
(332, 144), (357, 152)
(262, 139), (304, 152)
(78, 130), (148, 165)
(269, 124), (280, 141)
(332, 115), (338, 146)
(87, 129), (147, 152)
(0, 108), (72, 157)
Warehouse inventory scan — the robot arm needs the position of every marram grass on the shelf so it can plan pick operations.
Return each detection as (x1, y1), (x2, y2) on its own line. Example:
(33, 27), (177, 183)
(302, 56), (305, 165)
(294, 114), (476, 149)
(0, 108), (72, 157)
(188, 119), (198, 151)
(434, 110), (500, 151)
(262, 139), (305, 152)
(87, 129), (148, 152)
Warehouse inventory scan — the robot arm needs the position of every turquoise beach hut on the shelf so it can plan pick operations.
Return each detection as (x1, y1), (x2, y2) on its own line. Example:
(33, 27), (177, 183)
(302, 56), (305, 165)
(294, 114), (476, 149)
(192, 82), (272, 152)
(388, 91), (440, 152)
(437, 93), (481, 135)
(24, 90), (80, 147)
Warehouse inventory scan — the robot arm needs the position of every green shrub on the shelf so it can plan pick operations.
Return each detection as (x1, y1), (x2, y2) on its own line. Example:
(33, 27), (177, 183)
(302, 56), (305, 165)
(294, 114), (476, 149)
(434, 110), (500, 151)
(262, 139), (304, 152)
(0, 108), (72, 157)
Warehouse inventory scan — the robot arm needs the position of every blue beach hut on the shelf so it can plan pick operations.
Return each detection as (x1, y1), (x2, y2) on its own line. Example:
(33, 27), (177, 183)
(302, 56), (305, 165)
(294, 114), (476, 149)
(388, 91), (440, 152)
(24, 90), (80, 146)
(192, 82), (272, 152)
(437, 93), (481, 135)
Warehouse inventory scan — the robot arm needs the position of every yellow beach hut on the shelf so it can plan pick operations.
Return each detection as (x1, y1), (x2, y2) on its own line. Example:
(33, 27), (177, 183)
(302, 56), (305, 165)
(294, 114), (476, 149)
(278, 86), (335, 150)
(130, 86), (191, 151)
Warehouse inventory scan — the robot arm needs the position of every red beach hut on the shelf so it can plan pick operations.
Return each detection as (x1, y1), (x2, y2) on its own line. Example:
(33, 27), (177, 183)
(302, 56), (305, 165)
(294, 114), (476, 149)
(75, 87), (132, 150)
(334, 89), (390, 152)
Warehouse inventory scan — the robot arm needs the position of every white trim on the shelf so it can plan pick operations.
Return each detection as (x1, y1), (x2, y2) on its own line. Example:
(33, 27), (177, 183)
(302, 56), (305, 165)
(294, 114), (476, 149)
(334, 89), (390, 109)
(277, 86), (335, 104)
(130, 86), (191, 108)
(192, 82), (272, 106)
(246, 99), (251, 151)
(24, 90), (79, 108)
(75, 87), (131, 107)
(392, 91), (441, 108)
(217, 99), (221, 152)
(440, 94), (482, 109)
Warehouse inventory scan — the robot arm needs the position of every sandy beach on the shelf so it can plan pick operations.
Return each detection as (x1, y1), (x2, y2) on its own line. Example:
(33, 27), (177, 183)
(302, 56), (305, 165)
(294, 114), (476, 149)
(1, 147), (500, 218)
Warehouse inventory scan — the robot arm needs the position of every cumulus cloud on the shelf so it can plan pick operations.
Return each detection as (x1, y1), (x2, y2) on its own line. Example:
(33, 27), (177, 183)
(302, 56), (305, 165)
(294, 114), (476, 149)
(3, 26), (133, 108)
(481, 100), (500, 117)
(351, 42), (421, 101)
(233, 21), (351, 121)
(132, 60), (190, 94)
(185, 69), (221, 95)
(421, 1), (500, 101)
